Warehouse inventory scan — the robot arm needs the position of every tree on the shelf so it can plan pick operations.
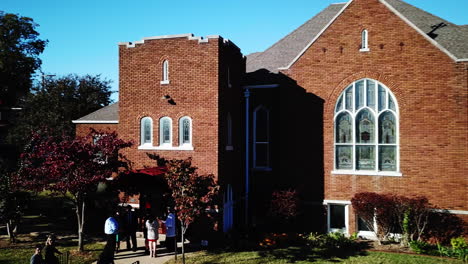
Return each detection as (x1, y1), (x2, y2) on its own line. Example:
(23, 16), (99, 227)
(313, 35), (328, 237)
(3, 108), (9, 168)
(0, 157), (28, 243)
(15, 129), (132, 251)
(150, 155), (219, 264)
(0, 12), (47, 106)
(7, 74), (113, 149)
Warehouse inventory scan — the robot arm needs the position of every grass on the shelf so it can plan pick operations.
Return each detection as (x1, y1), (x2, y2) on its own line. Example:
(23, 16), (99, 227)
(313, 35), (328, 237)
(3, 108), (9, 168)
(165, 247), (465, 264)
(0, 241), (105, 264)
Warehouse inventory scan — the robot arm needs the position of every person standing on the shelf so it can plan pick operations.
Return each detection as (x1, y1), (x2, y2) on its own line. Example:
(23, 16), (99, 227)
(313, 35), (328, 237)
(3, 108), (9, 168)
(124, 205), (138, 251)
(30, 245), (44, 264)
(104, 211), (119, 257)
(164, 208), (176, 252)
(145, 215), (159, 258)
(44, 235), (61, 264)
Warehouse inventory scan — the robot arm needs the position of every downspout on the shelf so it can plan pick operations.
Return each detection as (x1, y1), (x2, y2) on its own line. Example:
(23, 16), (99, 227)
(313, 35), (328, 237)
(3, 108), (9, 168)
(244, 88), (250, 226)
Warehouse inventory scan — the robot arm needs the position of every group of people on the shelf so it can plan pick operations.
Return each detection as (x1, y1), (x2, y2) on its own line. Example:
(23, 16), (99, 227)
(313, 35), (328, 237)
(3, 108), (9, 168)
(30, 235), (62, 264)
(99, 206), (176, 263)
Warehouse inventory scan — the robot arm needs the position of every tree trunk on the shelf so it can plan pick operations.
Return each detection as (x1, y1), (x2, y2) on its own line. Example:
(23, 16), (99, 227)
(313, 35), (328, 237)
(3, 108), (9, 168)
(6, 220), (16, 243)
(182, 224), (186, 264)
(75, 197), (86, 251)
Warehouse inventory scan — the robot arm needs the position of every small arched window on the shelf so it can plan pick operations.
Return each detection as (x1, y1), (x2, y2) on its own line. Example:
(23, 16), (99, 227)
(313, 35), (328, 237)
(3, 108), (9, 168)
(161, 60), (169, 84)
(360, 30), (369, 52)
(179, 116), (192, 147)
(159, 116), (172, 146)
(140, 117), (153, 146)
(226, 112), (233, 150)
(334, 79), (399, 175)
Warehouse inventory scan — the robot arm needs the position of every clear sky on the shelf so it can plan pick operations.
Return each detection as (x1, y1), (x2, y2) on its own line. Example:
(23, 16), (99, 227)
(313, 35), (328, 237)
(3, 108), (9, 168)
(3, 0), (467, 101)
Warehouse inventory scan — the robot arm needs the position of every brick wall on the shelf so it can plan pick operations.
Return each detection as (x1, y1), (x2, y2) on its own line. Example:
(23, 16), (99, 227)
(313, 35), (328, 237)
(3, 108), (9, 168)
(283, 0), (467, 232)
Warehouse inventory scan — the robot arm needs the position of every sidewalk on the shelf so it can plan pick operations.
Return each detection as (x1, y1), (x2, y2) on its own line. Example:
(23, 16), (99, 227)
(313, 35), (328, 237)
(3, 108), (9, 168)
(94, 233), (191, 264)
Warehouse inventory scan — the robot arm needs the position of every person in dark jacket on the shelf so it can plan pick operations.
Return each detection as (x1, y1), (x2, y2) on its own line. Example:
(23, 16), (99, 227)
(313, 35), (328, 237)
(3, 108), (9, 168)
(44, 234), (61, 264)
(124, 205), (138, 251)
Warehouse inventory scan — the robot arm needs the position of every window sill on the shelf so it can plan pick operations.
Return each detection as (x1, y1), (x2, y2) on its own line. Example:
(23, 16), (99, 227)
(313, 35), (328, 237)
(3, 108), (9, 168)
(160, 80), (170, 85)
(331, 170), (402, 177)
(254, 167), (272, 172)
(359, 48), (370, 52)
(225, 146), (234, 151)
(138, 145), (193, 151)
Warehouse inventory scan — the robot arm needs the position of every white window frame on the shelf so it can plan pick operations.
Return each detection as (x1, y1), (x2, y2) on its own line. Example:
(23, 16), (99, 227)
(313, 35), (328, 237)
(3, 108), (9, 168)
(158, 116), (172, 148)
(356, 214), (378, 240)
(324, 200), (350, 235)
(332, 78), (401, 177)
(138, 117), (153, 149)
(178, 116), (194, 150)
(360, 29), (370, 52)
(227, 67), (232, 88)
(161, 60), (170, 84)
(226, 112), (233, 151)
(253, 105), (271, 170)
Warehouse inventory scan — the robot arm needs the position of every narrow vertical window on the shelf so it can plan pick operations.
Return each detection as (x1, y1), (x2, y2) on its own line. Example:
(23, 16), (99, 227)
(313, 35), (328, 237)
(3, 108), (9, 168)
(161, 60), (169, 84)
(159, 116), (172, 146)
(227, 67), (232, 88)
(360, 29), (369, 51)
(253, 106), (270, 169)
(178, 116), (192, 149)
(226, 112), (233, 150)
(140, 117), (153, 146)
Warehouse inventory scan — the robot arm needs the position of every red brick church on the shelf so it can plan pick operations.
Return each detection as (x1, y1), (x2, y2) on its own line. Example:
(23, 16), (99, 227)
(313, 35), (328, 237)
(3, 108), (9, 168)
(74, 0), (467, 236)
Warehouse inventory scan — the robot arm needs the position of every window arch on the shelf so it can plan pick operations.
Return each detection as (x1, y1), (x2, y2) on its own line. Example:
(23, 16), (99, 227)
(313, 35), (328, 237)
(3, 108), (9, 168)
(360, 29), (369, 51)
(161, 60), (169, 84)
(159, 116), (172, 146)
(253, 105), (270, 169)
(179, 116), (192, 147)
(140, 117), (153, 146)
(334, 79), (399, 175)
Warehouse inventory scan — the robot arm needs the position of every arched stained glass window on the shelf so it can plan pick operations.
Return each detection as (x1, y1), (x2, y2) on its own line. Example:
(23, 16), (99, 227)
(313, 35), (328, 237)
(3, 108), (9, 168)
(140, 117), (153, 146)
(361, 29), (369, 51)
(161, 60), (169, 84)
(179, 116), (192, 147)
(160, 117), (172, 146)
(334, 79), (399, 174)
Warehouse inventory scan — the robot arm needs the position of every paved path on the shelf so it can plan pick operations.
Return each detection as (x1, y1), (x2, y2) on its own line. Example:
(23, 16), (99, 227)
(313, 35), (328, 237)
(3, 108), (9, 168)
(94, 234), (193, 264)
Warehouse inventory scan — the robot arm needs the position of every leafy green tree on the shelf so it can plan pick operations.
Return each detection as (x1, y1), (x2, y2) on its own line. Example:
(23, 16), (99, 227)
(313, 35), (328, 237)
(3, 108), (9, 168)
(0, 12), (47, 106)
(7, 74), (113, 149)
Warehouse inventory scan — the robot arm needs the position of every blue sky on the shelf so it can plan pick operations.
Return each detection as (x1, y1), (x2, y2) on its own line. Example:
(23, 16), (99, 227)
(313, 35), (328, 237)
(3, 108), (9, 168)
(3, 0), (467, 101)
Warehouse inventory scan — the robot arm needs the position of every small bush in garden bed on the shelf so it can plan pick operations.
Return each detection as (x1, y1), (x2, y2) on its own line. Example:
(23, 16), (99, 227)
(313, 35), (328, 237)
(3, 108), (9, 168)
(411, 237), (468, 262)
(305, 232), (359, 250)
(259, 233), (305, 249)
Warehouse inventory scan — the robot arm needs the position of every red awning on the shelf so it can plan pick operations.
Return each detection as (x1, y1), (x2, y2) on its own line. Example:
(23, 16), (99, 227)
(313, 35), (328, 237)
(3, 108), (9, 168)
(126, 166), (167, 176)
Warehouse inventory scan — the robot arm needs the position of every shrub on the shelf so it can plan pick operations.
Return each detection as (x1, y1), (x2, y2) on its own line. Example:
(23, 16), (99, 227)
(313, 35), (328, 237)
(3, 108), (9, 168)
(269, 189), (300, 221)
(393, 195), (432, 245)
(305, 232), (358, 250)
(409, 240), (437, 255)
(259, 233), (304, 249)
(424, 210), (466, 245)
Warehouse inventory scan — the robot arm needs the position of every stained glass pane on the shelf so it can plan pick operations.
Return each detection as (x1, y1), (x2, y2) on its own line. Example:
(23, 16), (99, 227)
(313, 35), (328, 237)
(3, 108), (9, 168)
(358, 216), (372, 231)
(356, 110), (375, 143)
(345, 86), (353, 110)
(336, 113), (352, 143)
(144, 119), (151, 143)
(336, 146), (353, 169)
(379, 146), (396, 171)
(356, 146), (375, 170)
(356, 80), (365, 109)
(378, 85), (386, 111)
(367, 80), (375, 109)
(162, 119), (170, 143)
(183, 119), (190, 143)
(379, 112), (396, 144)
(335, 95), (343, 113)
(255, 109), (268, 142)
(255, 143), (268, 167)
(388, 95), (396, 111)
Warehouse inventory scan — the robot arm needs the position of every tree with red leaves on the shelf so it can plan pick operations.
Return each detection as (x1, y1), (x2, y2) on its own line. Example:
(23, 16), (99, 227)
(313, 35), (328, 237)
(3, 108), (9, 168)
(16, 129), (132, 251)
(158, 156), (219, 264)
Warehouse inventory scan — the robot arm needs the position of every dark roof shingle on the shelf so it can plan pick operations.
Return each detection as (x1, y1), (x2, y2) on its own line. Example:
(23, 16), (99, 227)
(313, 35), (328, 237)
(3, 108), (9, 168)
(73, 102), (119, 123)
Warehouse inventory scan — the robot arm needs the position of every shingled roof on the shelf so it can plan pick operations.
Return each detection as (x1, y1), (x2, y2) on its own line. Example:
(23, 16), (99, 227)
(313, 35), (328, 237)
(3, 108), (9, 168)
(247, 0), (468, 73)
(72, 102), (119, 123)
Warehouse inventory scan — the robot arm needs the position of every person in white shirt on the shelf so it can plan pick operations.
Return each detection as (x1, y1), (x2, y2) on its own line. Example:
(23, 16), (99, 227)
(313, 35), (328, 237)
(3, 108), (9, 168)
(104, 211), (119, 257)
(145, 215), (159, 258)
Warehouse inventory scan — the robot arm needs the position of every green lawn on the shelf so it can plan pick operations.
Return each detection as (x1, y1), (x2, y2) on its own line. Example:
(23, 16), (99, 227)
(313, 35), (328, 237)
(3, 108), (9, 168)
(0, 242), (104, 264)
(166, 247), (463, 264)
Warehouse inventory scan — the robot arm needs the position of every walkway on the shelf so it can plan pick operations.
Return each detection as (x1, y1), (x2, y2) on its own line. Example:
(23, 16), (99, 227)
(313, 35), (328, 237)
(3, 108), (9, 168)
(94, 233), (193, 264)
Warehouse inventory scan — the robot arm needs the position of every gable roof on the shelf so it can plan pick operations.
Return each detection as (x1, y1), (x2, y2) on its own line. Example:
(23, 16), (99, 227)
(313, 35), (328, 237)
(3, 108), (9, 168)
(247, 0), (468, 73)
(72, 102), (119, 124)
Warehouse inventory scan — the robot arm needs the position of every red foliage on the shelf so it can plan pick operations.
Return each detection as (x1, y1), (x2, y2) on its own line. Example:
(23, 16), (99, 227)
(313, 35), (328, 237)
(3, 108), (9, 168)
(270, 189), (300, 220)
(16, 129), (132, 196)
